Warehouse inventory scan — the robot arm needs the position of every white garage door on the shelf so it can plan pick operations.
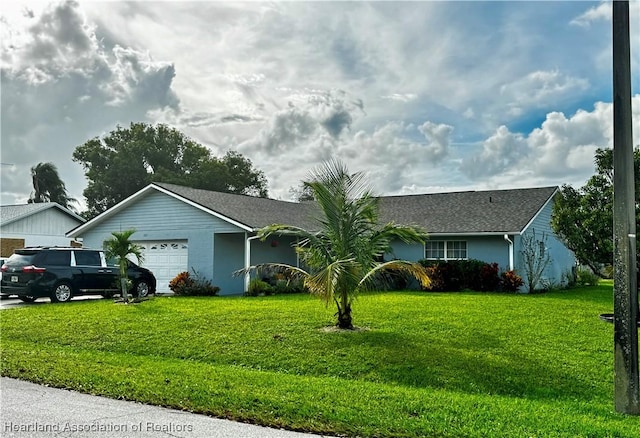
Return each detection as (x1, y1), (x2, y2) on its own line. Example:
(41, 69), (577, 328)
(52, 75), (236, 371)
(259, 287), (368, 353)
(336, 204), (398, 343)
(135, 241), (189, 293)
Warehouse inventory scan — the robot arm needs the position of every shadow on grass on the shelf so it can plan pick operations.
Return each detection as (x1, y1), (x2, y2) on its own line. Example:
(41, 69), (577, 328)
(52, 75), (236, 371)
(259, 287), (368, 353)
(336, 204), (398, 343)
(324, 328), (600, 401)
(537, 285), (613, 304)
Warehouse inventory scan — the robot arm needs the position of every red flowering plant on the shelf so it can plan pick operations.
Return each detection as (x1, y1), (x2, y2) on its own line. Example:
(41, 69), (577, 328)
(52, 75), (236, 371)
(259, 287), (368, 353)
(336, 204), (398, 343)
(500, 270), (524, 292)
(169, 270), (220, 296)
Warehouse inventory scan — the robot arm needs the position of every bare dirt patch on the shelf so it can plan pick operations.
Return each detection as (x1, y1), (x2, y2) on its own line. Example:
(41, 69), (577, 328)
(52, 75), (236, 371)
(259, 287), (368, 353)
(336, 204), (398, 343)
(319, 326), (371, 333)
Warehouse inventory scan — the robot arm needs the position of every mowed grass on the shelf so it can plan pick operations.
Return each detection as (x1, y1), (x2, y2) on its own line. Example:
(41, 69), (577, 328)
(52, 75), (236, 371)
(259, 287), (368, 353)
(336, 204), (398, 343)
(1, 282), (637, 437)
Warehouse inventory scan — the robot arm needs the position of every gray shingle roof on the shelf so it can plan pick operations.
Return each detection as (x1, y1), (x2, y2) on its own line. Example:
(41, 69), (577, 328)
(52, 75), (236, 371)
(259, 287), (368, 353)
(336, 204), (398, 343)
(154, 183), (319, 230)
(377, 186), (558, 234)
(156, 183), (557, 235)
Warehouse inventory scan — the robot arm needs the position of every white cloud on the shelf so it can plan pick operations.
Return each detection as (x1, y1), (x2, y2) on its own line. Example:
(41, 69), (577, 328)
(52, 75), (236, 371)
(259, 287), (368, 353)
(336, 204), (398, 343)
(461, 95), (640, 187)
(1, 0), (179, 205)
(570, 1), (611, 27)
(1, 1), (638, 208)
(500, 70), (589, 117)
(382, 94), (418, 103)
(461, 126), (528, 179)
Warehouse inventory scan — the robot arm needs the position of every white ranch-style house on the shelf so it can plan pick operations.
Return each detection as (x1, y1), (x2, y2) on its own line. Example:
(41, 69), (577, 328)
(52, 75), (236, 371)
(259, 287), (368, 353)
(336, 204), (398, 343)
(67, 183), (576, 294)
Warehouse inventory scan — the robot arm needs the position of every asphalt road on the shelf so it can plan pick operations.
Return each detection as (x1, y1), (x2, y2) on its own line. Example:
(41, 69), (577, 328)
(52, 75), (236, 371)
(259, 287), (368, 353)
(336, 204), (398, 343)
(0, 378), (337, 438)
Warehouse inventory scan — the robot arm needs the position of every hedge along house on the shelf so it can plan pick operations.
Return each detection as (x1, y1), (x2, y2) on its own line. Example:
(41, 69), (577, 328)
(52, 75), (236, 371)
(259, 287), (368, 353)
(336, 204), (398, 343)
(67, 183), (576, 294)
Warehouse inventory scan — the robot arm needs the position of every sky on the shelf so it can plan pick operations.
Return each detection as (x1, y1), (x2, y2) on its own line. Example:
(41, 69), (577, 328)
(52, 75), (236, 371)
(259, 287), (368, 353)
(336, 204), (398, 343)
(1, 0), (639, 210)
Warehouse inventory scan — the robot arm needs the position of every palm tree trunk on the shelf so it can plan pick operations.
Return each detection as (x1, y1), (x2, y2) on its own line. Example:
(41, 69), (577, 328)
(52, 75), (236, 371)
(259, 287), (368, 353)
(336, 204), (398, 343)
(120, 277), (130, 303)
(120, 263), (130, 303)
(336, 291), (353, 329)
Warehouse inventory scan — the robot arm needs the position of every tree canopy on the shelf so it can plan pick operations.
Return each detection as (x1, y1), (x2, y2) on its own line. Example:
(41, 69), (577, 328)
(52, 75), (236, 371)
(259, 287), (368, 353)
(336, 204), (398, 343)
(551, 147), (639, 274)
(28, 162), (75, 210)
(73, 123), (268, 217)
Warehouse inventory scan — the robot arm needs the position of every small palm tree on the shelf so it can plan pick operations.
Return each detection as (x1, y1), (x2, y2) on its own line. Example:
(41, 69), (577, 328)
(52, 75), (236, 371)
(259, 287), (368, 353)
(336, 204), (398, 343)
(29, 162), (75, 209)
(254, 160), (430, 329)
(103, 229), (144, 303)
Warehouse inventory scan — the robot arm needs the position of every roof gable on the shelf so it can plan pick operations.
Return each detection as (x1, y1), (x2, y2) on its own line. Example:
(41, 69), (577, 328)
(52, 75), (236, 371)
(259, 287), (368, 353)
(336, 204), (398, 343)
(1, 203), (85, 227)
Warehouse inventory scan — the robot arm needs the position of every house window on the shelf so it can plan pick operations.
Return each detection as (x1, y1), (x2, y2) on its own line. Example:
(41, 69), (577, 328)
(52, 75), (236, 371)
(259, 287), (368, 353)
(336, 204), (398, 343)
(425, 241), (467, 260)
(539, 241), (546, 258)
(425, 241), (445, 259)
(447, 241), (467, 259)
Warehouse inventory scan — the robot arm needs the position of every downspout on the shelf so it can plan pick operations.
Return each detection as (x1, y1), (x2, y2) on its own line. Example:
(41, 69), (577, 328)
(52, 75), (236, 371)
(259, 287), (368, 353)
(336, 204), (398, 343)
(245, 233), (261, 292)
(504, 234), (514, 271)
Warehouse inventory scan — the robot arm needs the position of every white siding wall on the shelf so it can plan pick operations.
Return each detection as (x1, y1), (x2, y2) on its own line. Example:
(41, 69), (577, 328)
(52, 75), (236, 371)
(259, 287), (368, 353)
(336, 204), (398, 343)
(1, 209), (83, 247)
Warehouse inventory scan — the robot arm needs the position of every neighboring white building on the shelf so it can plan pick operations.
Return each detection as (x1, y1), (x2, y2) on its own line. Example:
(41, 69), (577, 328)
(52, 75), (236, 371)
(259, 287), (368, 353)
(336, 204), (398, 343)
(1, 203), (85, 257)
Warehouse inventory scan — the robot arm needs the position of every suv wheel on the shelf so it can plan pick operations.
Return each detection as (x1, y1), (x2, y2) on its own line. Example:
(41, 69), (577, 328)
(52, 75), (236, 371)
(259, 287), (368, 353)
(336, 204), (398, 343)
(51, 282), (73, 303)
(133, 280), (150, 298)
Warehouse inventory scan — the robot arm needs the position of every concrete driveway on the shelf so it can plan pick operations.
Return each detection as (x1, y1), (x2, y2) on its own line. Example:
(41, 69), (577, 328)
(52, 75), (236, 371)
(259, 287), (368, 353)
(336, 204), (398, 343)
(0, 295), (103, 310)
(1, 378), (337, 438)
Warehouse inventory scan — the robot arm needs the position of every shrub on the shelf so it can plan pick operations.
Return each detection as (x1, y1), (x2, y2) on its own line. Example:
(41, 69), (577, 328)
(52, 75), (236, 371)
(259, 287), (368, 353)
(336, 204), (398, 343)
(418, 259), (501, 292)
(457, 259), (485, 290)
(168, 271), (192, 293)
(561, 268), (577, 289)
(418, 260), (462, 291)
(245, 278), (273, 296)
(271, 278), (308, 294)
(421, 263), (446, 291)
(369, 269), (412, 291)
(248, 269), (309, 295)
(500, 270), (524, 292)
(169, 270), (220, 296)
(479, 263), (500, 291)
(576, 268), (600, 287)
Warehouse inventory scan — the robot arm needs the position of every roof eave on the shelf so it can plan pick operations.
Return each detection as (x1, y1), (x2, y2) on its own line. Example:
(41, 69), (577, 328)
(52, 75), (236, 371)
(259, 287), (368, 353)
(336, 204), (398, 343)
(426, 231), (521, 237)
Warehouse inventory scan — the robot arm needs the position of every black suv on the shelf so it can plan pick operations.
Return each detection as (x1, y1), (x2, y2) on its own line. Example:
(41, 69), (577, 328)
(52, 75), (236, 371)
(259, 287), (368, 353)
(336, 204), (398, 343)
(0, 247), (156, 303)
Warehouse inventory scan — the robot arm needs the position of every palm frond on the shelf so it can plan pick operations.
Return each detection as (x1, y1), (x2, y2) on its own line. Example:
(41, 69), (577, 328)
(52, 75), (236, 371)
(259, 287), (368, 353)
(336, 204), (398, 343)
(359, 260), (431, 291)
(305, 258), (360, 305)
(234, 263), (309, 280)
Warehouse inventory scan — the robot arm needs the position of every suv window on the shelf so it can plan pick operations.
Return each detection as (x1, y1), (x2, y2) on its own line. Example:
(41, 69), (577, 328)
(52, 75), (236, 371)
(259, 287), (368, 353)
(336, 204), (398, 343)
(40, 251), (71, 266)
(74, 251), (102, 267)
(5, 253), (36, 266)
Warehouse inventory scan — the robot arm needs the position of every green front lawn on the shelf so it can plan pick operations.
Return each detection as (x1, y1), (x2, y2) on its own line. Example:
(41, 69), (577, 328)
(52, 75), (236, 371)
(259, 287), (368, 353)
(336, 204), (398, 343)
(1, 283), (636, 437)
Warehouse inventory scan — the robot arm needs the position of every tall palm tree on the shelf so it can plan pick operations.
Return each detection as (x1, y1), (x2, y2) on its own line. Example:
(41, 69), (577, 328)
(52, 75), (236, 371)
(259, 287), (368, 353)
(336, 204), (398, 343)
(256, 160), (430, 329)
(29, 162), (75, 209)
(103, 229), (144, 303)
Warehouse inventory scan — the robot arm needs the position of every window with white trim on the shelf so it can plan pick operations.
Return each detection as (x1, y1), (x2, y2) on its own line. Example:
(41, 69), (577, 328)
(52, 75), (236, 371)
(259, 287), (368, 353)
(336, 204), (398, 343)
(425, 241), (445, 259)
(424, 241), (468, 260)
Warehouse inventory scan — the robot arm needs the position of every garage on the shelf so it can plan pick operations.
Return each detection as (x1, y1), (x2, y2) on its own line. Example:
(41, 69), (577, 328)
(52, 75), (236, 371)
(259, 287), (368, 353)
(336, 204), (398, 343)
(135, 241), (188, 293)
